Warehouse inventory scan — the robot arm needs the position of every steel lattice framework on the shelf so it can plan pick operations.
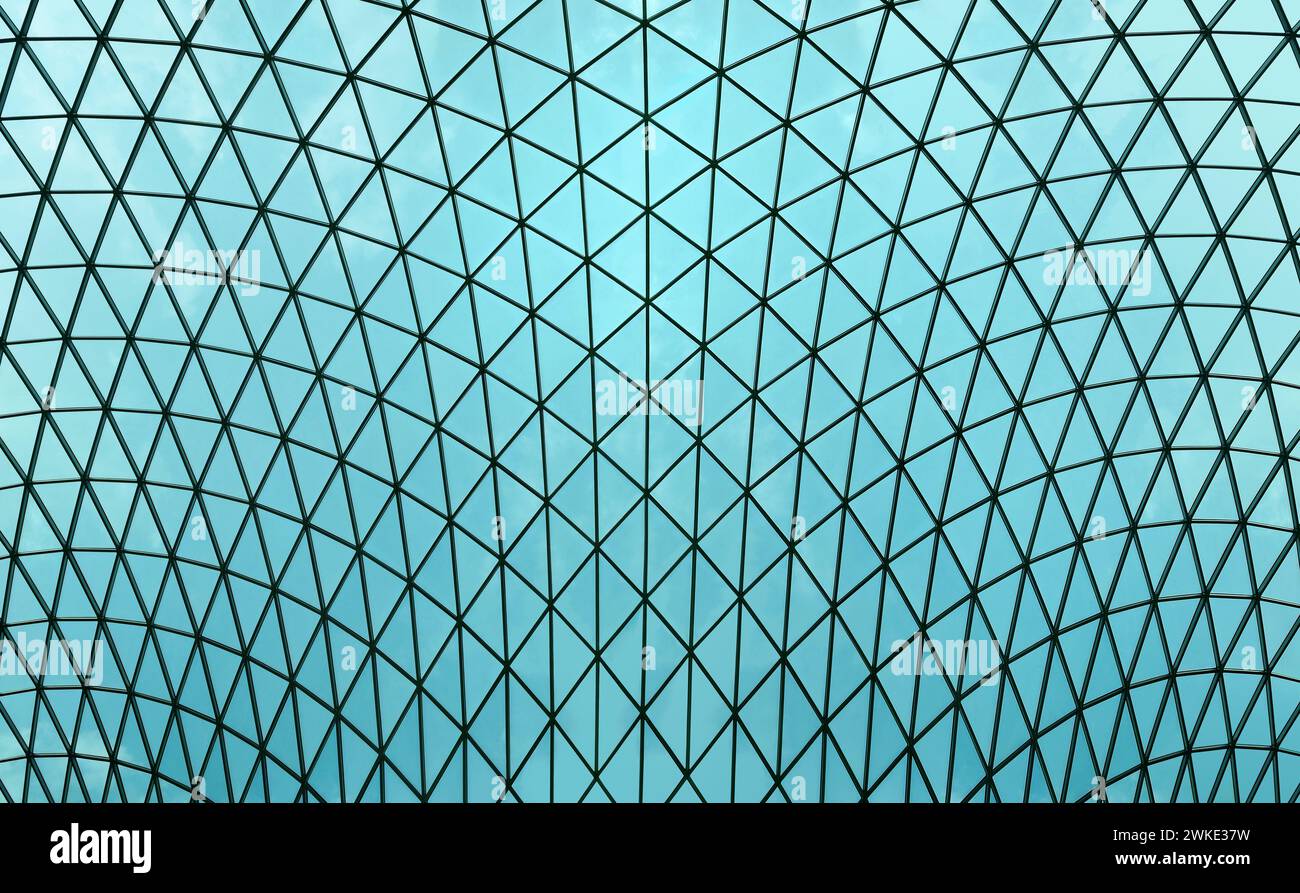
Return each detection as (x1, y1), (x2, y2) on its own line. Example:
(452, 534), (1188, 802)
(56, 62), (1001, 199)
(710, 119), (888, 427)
(0, 0), (1298, 803)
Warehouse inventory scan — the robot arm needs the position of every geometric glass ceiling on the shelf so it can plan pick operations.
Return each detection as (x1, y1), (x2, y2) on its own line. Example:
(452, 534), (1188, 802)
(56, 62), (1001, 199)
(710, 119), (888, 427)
(0, 0), (1298, 802)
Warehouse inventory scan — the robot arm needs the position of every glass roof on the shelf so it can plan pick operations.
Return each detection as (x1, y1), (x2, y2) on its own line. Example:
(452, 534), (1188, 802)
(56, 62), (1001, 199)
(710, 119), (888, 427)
(0, 0), (1297, 802)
